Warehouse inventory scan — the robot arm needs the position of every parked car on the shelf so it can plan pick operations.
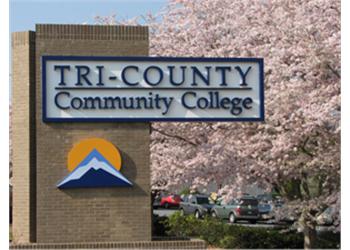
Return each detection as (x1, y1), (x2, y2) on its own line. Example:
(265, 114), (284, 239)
(258, 203), (272, 213)
(152, 190), (167, 209)
(180, 194), (213, 219)
(270, 205), (296, 224)
(258, 201), (273, 220)
(211, 196), (260, 224)
(160, 194), (181, 208)
(256, 193), (273, 201)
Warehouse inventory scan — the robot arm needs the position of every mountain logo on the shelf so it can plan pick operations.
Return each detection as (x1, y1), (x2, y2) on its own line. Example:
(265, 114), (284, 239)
(57, 138), (132, 189)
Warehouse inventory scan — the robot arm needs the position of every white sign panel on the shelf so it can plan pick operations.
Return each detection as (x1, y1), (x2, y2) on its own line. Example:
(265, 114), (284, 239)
(42, 56), (264, 122)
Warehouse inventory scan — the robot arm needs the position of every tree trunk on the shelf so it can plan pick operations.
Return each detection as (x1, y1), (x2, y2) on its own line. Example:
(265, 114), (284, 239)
(304, 225), (317, 249)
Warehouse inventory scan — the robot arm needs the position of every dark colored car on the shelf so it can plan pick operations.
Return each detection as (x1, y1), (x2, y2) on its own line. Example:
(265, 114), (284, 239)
(256, 194), (273, 219)
(211, 196), (260, 223)
(160, 194), (181, 208)
(258, 202), (272, 214)
(180, 194), (213, 219)
(258, 202), (273, 220)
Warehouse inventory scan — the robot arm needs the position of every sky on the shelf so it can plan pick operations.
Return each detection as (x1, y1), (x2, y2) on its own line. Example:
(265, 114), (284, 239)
(9, 0), (169, 97)
(10, 0), (168, 32)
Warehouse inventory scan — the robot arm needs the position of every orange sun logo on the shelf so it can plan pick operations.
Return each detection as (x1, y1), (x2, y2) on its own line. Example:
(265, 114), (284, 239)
(57, 138), (132, 189)
(67, 138), (121, 172)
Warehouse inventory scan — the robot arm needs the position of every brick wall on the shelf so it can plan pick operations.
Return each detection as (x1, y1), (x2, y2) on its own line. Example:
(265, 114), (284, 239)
(12, 24), (152, 243)
(12, 31), (36, 243)
(10, 240), (207, 249)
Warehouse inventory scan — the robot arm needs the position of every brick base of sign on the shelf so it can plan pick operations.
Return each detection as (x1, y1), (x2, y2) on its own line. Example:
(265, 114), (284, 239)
(10, 239), (207, 249)
(12, 24), (153, 244)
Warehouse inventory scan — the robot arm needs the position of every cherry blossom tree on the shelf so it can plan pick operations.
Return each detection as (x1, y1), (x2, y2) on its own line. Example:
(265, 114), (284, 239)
(147, 0), (340, 248)
(97, 0), (340, 248)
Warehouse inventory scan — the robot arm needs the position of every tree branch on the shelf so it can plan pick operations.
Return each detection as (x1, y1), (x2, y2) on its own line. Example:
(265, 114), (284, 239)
(327, 64), (340, 79)
(152, 127), (198, 146)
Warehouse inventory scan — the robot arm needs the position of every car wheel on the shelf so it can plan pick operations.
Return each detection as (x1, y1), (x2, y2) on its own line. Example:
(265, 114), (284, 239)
(211, 211), (217, 218)
(180, 208), (185, 216)
(229, 213), (236, 224)
(164, 202), (169, 209)
(195, 210), (200, 219)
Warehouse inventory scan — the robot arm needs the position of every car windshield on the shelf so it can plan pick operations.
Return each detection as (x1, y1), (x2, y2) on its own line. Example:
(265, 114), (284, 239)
(240, 199), (258, 206)
(197, 197), (209, 204)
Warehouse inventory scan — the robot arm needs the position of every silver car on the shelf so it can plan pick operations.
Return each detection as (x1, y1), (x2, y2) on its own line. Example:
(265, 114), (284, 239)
(180, 194), (213, 219)
(211, 197), (260, 223)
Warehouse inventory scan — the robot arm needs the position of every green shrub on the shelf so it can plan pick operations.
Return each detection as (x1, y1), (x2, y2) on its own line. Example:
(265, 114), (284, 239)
(152, 214), (169, 237)
(223, 226), (303, 249)
(164, 213), (304, 248)
(315, 231), (340, 249)
(165, 211), (201, 237)
(219, 235), (236, 249)
(162, 213), (340, 249)
(195, 215), (229, 245)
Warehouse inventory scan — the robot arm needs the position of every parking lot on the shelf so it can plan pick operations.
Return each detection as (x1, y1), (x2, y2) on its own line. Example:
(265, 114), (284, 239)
(153, 208), (288, 229)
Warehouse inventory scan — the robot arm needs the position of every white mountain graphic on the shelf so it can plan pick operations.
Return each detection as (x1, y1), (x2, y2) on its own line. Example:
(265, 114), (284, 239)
(57, 149), (132, 188)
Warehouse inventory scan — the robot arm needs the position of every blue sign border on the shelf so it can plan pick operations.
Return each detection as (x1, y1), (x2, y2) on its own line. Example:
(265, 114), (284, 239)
(42, 55), (264, 122)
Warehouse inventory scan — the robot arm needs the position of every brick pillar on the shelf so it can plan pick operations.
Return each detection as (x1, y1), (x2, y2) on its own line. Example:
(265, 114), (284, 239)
(11, 31), (36, 243)
(12, 24), (152, 243)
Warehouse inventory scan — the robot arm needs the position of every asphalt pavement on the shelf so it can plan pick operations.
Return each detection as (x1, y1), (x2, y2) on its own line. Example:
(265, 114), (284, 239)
(153, 208), (288, 229)
(154, 208), (178, 217)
